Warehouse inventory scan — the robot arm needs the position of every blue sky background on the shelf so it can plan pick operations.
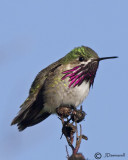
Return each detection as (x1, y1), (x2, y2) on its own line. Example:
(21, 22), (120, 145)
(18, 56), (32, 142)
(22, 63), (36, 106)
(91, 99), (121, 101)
(0, 0), (128, 160)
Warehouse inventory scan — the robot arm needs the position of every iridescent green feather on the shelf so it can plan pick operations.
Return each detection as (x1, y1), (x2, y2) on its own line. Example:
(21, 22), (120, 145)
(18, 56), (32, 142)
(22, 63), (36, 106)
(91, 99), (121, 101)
(60, 46), (98, 64)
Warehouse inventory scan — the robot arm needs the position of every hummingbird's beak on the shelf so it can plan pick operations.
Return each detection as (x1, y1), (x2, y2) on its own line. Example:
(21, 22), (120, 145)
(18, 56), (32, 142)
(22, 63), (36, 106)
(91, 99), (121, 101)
(98, 56), (118, 61)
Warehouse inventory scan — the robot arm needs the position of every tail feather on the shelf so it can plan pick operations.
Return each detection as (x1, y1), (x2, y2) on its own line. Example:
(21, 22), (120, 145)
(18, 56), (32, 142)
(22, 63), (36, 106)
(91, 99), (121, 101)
(11, 96), (50, 131)
(11, 99), (35, 126)
(17, 112), (51, 131)
(11, 113), (26, 125)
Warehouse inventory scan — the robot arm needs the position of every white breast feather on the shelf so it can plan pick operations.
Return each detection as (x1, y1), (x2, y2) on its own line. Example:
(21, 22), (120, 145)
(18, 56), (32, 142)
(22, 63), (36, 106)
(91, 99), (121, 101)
(70, 81), (90, 107)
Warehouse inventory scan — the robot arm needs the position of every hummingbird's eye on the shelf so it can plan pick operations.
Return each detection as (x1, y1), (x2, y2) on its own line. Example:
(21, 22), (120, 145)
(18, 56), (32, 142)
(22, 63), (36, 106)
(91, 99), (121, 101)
(79, 57), (84, 62)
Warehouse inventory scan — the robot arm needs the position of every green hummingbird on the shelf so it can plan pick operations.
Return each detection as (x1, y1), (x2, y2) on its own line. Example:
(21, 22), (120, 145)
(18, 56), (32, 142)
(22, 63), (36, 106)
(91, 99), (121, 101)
(11, 46), (117, 131)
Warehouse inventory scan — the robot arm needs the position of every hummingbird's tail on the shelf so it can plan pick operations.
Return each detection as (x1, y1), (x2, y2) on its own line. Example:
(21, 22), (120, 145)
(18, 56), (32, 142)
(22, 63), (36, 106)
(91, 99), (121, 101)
(11, 111), (50, 131)
(11, 112), (50, 131)
(11, 96), (51, 131)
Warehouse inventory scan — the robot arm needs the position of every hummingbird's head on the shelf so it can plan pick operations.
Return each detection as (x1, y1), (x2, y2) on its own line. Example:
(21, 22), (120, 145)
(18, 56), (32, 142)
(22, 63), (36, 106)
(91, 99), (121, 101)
(62, 46), (118, 88)
(62, 46), (99, 65)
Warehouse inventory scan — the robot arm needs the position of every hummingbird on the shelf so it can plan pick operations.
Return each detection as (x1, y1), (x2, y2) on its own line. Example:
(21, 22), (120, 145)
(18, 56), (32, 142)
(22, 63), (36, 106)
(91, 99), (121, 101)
(11, 46), (118, 131)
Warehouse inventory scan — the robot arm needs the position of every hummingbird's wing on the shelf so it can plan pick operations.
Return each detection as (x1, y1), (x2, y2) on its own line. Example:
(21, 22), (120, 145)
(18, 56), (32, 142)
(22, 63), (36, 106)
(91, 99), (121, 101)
(11, 62), (62, 131)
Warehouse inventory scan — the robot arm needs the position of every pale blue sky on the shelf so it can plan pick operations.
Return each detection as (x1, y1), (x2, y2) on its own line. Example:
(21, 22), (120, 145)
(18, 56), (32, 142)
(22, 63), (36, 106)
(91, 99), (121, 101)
(0, 1), (128, 160)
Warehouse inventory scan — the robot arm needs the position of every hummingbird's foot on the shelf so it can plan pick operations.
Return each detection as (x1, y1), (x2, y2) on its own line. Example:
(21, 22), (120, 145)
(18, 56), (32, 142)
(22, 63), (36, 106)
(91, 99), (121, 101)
(56, 106), (73, 119)
(56, 105), (86, 123)
(71, 105), (86, 123)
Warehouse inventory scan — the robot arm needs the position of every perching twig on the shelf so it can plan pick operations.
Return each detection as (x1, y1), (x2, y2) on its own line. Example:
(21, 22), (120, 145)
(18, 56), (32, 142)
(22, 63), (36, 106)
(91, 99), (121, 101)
(56, 105), (87, 159)
(66, 145), (69, 159)
(73, 124), (82, 154)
